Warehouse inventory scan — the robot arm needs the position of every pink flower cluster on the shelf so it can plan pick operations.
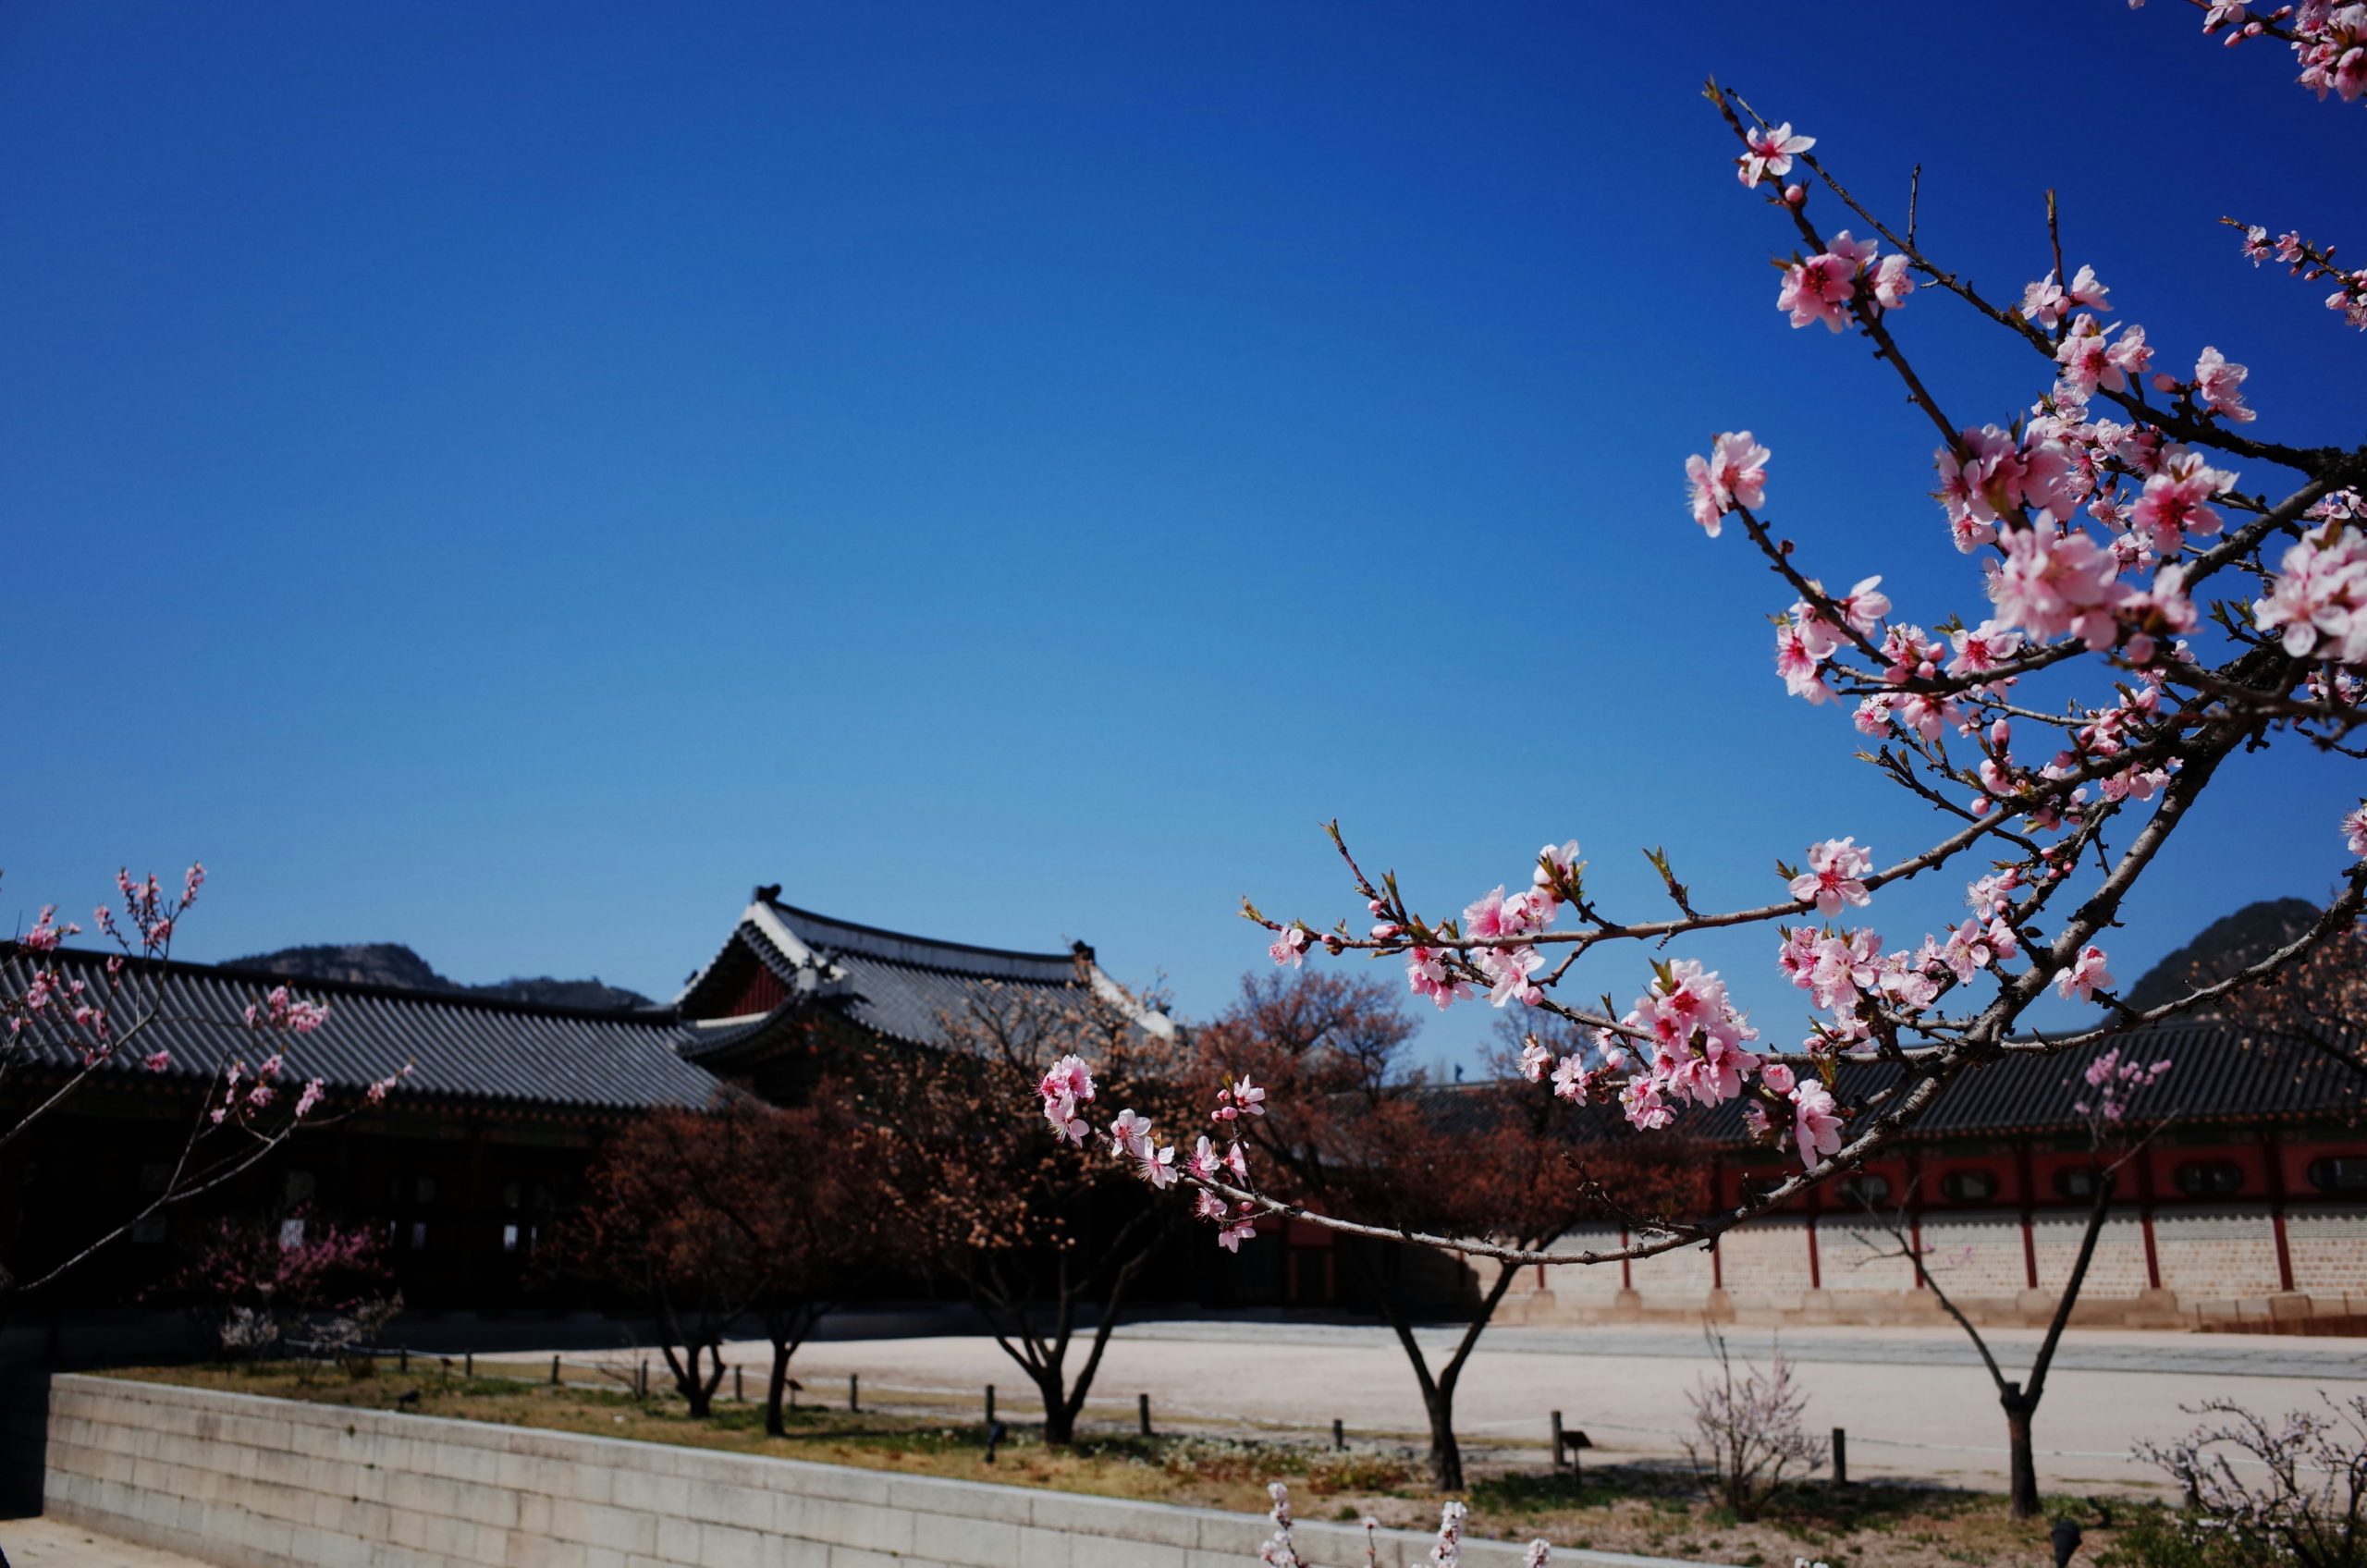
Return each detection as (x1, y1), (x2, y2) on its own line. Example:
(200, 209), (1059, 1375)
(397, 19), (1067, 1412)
(1611, 960), (1761, 1129)
(244, 986), (330, 1035)
(2256, 526), (2367, 665)
(1686, 432), (1769, 536)
(1036, 1054), (1095, 1145)
(1777, 231), (1912, 333)
(2072, 1047), (2171, 1124)
(1789, 837), (1873, 915)
(2239, 224), (2367, 328)
(2199, 0), (2367, 103)
(1392, 841), (1581, 1013)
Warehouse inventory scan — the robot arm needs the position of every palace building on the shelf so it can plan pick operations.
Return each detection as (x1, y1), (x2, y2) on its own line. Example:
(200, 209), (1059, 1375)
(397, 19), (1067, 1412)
(4, 888), (2361, 1342)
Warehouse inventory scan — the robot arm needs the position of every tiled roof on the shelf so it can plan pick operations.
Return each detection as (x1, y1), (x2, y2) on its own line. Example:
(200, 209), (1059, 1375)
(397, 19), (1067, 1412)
(3, 946), (729, 1117)
(677, 894), (1095, 1050)
(1684, 1020), (2363, 1145)
(1396, 1021), (2362, 1151)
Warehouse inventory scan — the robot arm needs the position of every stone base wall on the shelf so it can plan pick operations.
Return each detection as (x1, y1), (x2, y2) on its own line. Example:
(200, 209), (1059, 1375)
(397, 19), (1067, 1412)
(1499, 1206), (2367, 1329)
(39, 1375), (1712, 1568)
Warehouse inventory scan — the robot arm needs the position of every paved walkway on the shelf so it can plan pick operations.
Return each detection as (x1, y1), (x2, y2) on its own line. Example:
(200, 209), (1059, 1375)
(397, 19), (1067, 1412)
(1, 1518), (215, 1567)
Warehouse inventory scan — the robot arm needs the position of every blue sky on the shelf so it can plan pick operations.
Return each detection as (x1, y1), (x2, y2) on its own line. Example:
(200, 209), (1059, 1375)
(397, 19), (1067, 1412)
(5, 3), (2359, 1071)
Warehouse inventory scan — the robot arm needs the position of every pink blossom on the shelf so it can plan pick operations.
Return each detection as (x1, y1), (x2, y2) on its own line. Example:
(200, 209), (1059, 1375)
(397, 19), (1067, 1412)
(1619, 1075), (1674, 1132)
(1736, 121), (1814, 186)
(1477, 943), (1544, 1009)
(1406, 946), (1473, 1011)
(2345, 802), (2367, 858)
(1194, 1190), (1227, 1222)
(2255, 528), (2367, 662)
(1989, 523), (2132, 647)
(2193, 346), (2255, 422)
(294, 1079), (325, 1119)
(1185, 1136), (1219, 1182)
(1790, 838), (1874, 916)
(1269, 926), (1310, 968)
(1760, 1062), (1796, 1095)
(1229, 1076), (1267, 1118)
(1945, 619), (2024, 678)
(1038, 1054), (1096, 1145)
(1870, 252), (1916, 310)
(1133, 1137), (1178, 1189)
(1773, 622), (1834, 704)
(2054, 944), (2116, 1002)
(1791, 1081), (1844, 1165)
(1550, 1054), (1589, 1102)
(1517, 1038), (1552, 1082)
(1217, 1210), (1258, 1253)
(1684, 432), (1771, 536)
(1778, 232), (1879, 332)
(1532, 839), (1582, 897)
(2020, 271), (2070, 329)
(142, 1049), (172, 1072)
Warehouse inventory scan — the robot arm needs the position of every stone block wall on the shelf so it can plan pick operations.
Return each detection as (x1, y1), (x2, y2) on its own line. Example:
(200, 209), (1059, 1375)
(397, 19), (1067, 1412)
(41, 1375), (1711, 1568)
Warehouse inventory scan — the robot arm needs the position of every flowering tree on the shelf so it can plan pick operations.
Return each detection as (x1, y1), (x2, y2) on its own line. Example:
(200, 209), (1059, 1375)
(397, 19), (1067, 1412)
(1038, 8), (2367, 1304)
(165, 1207), (394, 1356)
(1197, 971), (1705, 1489)
(549, 1095), (882, 1425)
(880, 978), (1190, 1447)
(2140, 1391), (2367, 1568)
(1681, 1329), (1825, 1523)
(1855, 1050), (2173, 1518)
(1, 864), (386, 1297)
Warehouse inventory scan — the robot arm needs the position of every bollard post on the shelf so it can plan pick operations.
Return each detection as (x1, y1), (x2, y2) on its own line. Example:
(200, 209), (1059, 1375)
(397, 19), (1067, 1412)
(550, 1354), (561, 1386)
(736, 1366), (744, 1403)
(987, 1385), (996, 1426)
(1332, 1418), (1344, 1452)
(638, 1360), (648, 1401)
(1551, 1410), (1568, 1471)
(850, 1373), (859, 1414)
(1832, 1426), (1848, 1486)
(1138, 1392), (1151, 1438)
(399, 1347), (409, 1373)
(464, 1352), (473, 1379)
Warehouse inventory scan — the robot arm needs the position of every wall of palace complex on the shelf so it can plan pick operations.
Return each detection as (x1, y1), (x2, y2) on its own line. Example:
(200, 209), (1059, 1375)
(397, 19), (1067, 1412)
(1496, 1194), (2367, 1329)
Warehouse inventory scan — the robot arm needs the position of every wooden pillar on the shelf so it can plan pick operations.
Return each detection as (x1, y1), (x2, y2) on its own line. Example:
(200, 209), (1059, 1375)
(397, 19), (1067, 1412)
(2265, 1129), (2296, 1292)
(2137, 1143), (2164, 1291)
(1805, 1191), (1822, 1291)
(1619, 1225), (1632, 1292)
(2017, 1145), (2039, 1290)
(1906, 1147), (1927, 1288)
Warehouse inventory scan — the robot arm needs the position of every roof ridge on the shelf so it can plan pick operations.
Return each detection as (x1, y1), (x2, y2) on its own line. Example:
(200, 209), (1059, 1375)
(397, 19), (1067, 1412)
(762, 896), (1081, 969)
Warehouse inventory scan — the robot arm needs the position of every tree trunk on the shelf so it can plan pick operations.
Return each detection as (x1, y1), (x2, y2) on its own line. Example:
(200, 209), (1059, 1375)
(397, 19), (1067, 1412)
(678, 1343), (715, 1418)
(1424, 1387), (1465, 1492)
(765, 1336), (791, 1438)
(1036, 1371), (1076, 1447)
(2002, 1389), (2040, 1520)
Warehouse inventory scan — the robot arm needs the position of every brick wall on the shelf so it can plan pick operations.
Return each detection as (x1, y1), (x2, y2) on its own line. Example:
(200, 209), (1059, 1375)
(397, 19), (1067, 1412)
(40, 1376), (1718, 1568)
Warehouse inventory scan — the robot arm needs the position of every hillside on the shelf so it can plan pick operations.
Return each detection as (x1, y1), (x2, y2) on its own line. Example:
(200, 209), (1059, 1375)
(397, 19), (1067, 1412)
(226, 941), (654, 1011)
(2121, 897), (2322, 1013)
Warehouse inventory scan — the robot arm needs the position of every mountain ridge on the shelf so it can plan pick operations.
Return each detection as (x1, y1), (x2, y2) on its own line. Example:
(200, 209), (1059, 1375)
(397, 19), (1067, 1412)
(225, 941), (655, 1011)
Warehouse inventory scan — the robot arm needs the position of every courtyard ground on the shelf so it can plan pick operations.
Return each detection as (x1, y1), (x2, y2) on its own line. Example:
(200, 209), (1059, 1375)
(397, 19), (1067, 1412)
(584, 1318), (2367, 1498)
(0, 1516), (219, 1567)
